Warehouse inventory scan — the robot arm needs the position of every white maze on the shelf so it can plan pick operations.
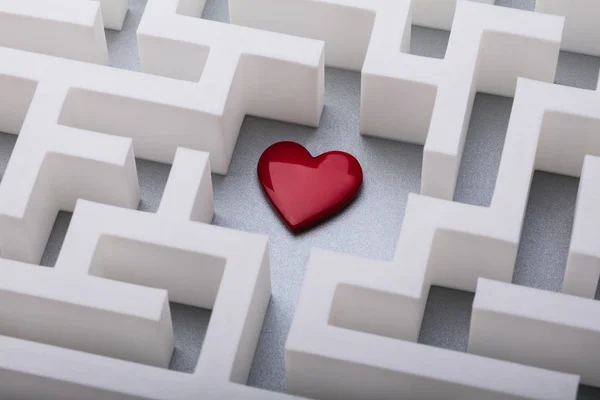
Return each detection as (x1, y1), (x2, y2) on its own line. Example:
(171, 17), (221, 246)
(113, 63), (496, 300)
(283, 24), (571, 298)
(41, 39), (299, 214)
(231, 0), (563, 201)
(287, 74), (600, 400)
(0, 0), (323, 265)
(0, 0), (599, 399)
(0, 149), (283, 399)
(230, 0), (597, 201)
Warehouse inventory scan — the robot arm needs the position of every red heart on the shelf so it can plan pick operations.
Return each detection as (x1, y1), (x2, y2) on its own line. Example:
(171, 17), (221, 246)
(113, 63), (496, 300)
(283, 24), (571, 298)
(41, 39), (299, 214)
(258, 141), (363, 232)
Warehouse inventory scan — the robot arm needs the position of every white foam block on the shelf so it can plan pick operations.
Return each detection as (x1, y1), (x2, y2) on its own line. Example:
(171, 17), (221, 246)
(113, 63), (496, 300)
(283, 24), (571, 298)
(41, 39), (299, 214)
(0, 259), (173, 368)
(470, 278), (600, 386)
(564, 156), (600, 298)
(230, 0), (564, 200)
(157, 147), (214, 223)
(137, 0), (324, 122)
(286, 250), (579, 400)
(230, 0), (495, 44)
(285, 48), (600, 400)
(412, 0), (495, 30)
(94, 0), (129, 30)
(0, 0), (109, 63)
(0, 334), (306, 400)
(536, 0), (600, 56)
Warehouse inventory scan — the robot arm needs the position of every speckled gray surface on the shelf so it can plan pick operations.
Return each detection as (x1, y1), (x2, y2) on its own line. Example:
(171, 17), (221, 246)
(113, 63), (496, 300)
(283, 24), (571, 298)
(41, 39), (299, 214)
(12, 0), (600, 398)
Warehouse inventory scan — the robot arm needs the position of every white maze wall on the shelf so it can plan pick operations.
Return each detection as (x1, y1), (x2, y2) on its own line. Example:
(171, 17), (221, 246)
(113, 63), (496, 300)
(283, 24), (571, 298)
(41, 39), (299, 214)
(0, 0), (599, 399)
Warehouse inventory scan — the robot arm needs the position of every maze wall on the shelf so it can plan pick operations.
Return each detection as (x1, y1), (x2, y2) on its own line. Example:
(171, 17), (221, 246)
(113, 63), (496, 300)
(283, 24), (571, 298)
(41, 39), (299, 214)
(0, 0), (599, 399)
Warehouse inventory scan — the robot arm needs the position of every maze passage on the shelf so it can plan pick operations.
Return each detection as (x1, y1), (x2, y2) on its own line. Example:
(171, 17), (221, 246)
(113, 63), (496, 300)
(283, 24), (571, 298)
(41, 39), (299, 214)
(0, 0), (324, 265)
(230, 0), (564, 201)
(0, 0), (319, 398)
(286, 35), (600, 400)
(0, 148), (280, 399)
(230, 0), (496, 37)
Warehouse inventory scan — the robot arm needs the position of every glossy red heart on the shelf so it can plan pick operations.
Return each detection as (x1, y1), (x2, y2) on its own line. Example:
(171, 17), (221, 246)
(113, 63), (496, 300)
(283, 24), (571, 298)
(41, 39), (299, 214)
(258, 141), (363, 232)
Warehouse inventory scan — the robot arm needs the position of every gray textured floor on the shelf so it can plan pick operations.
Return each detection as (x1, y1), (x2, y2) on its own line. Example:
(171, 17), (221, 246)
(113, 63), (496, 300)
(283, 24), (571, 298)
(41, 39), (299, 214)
(7, 0), (600, 398)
